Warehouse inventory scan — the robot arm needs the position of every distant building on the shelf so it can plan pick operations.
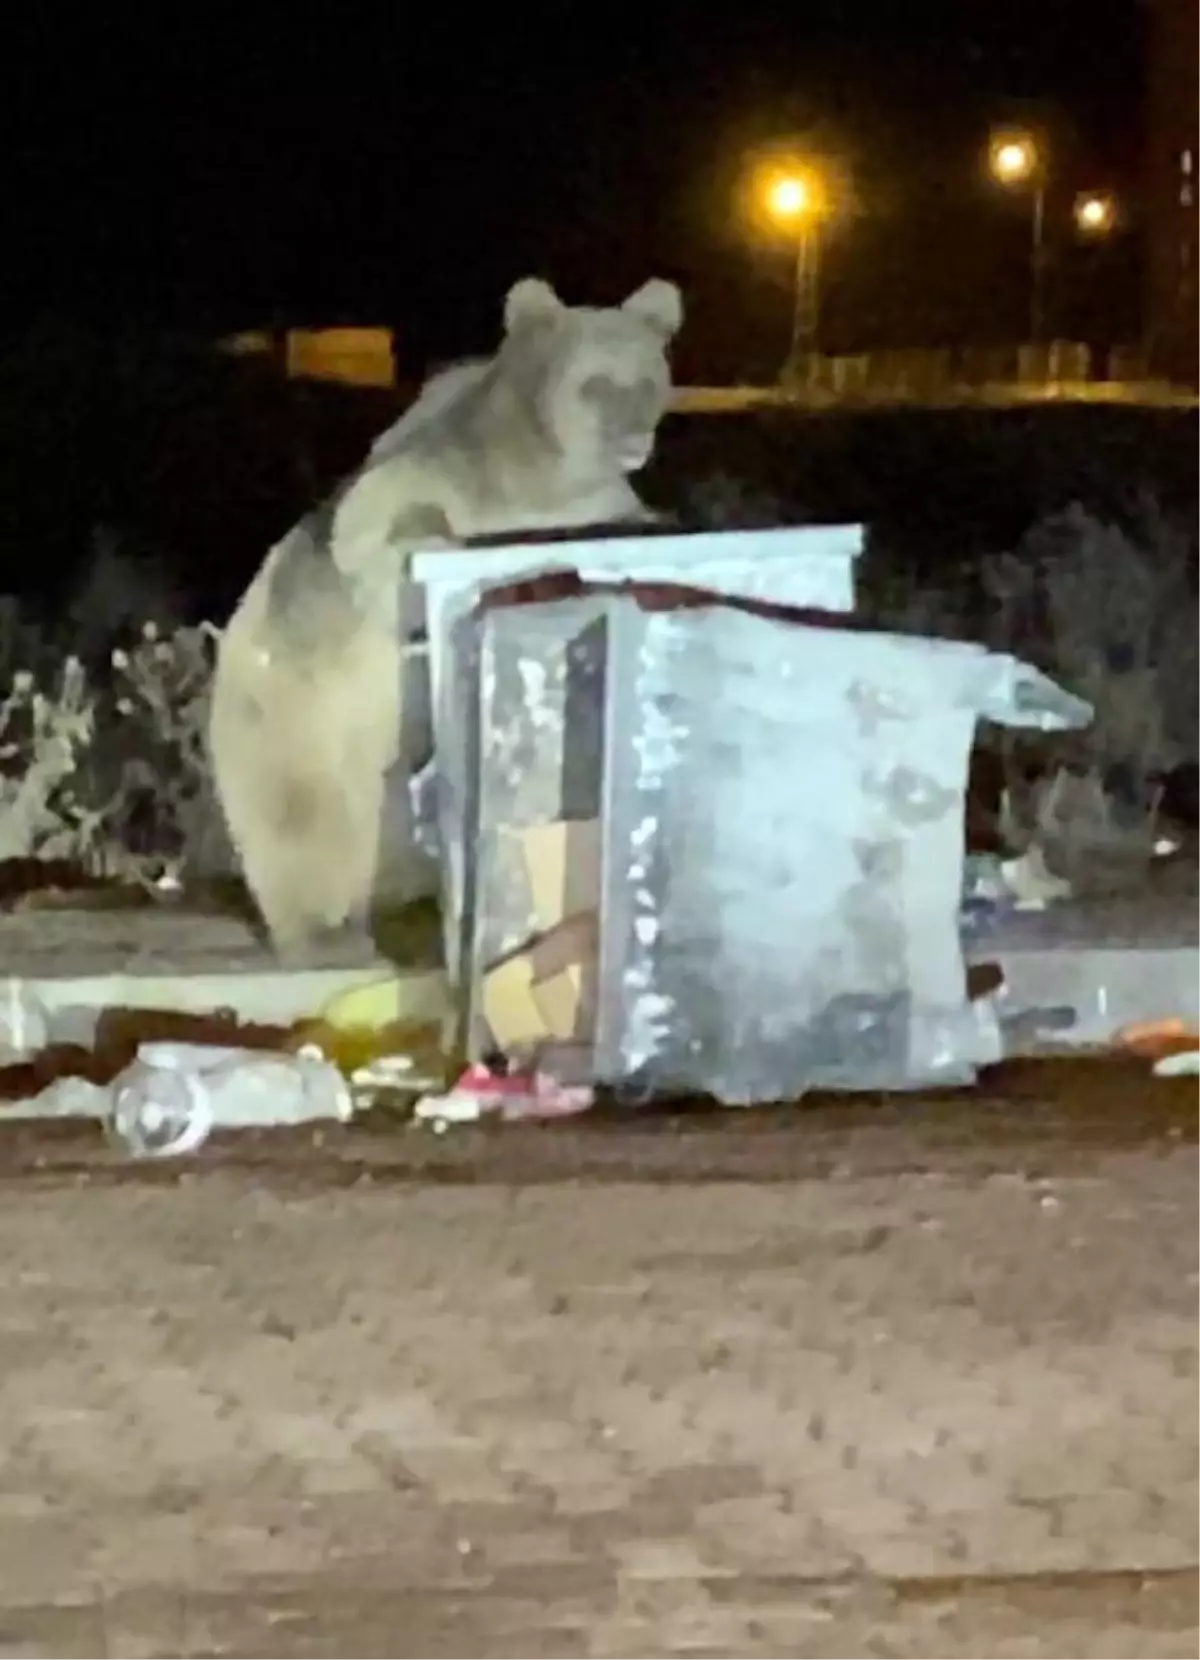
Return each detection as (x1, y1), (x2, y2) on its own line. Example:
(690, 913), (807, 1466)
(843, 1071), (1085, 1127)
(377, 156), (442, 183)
(1144, 0), (1199, 383)
(216, 327), (397, 387)
(285, 328), (396, 389)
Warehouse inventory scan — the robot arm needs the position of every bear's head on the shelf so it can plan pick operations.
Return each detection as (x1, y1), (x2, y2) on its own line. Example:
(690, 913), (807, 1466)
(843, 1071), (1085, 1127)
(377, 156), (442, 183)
(496, 276), (683, 489)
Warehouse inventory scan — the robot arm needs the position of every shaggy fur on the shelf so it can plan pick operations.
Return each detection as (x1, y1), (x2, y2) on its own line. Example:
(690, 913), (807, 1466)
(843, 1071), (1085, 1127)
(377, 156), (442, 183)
(208, 276), (683, 955)
(366, 359), (492, 464)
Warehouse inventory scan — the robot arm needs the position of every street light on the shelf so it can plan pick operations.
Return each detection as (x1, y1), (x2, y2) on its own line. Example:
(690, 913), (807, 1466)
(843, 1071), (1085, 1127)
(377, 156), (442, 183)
(990, 136), (1037, 186)
(759, 165), (828, 378)
(766, 176), (811, 220)
(988, 129), (1047, 345)
(1074, 191), (1117, 236)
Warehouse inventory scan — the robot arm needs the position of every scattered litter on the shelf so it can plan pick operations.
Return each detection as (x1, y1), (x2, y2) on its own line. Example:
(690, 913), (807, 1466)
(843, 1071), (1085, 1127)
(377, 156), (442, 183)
(351, 1053), (423, 1086)
(349, 1048), (449, 1104)
(299, 970), (453, 1104)
(414, 1060), (594, 1130)
(1112, 1016), (1200, 1077)
(1152, 1049), (1200, 1078)
(292, 1021), (449, 1098)
(960, 855), (1014, 934)
(1000, 844), (1072, 911)
(0, 979), (48, 1064)
(960, 843), (1071, 926)
(995, 1003), (1079, 1049)
(107, 1041), (353, 1158)
(1113, 1017), (1200, 1061)
(21, 1075), (112, 1119)
(962, 854), (1009, 905)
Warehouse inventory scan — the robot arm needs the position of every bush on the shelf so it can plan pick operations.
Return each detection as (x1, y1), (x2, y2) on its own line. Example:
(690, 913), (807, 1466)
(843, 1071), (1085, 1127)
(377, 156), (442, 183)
(982, 498), (1197, 780)
(0, 616), (227, 885)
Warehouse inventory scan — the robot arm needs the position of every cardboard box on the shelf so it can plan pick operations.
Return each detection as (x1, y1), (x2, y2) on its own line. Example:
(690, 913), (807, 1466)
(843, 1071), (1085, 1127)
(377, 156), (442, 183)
(481, 910), (599, 1048)
(509, 819), (601, 932)
(480, 953), (544, 1049)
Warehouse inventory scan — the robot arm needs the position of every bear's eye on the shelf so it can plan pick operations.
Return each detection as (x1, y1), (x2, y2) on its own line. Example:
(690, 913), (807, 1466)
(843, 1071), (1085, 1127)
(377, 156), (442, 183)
(579, 373), (614, 402)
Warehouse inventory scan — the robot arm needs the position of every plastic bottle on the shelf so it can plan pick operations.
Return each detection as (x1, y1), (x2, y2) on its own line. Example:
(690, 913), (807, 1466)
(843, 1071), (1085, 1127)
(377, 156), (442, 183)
(107, 1042), (353, 1158)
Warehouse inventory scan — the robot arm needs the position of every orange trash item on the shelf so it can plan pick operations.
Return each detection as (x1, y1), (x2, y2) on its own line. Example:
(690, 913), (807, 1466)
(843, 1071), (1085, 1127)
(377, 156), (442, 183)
(1114, 1018), (1200, 1060)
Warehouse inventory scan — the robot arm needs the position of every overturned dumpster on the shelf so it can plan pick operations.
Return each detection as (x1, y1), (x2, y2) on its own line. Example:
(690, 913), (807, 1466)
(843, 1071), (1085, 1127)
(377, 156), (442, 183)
(411, 533), (1091, 1104)
(409, 524), (861, 970)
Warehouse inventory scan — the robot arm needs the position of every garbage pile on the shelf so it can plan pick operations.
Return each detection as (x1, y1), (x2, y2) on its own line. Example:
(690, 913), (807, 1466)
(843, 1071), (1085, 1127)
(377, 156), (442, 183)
(0, 968), (599, 1157)
(0, 973), (433, 1153)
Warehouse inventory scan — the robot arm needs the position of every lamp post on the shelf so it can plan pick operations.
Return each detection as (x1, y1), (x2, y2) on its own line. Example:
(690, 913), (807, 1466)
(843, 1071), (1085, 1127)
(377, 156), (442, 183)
(762, 169), (825, 381)
(1074, 191), (1118, 237)
(1072, 192), (1121, 367)
(989, 131), (1047, 346)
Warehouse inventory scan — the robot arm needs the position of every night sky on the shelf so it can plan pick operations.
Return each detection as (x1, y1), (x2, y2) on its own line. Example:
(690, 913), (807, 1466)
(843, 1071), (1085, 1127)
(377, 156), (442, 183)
(7, 2), (1147, 377)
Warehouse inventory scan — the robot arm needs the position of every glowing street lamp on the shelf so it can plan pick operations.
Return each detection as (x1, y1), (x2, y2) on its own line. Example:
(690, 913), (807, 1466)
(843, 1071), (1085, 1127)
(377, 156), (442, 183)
(1074, 191), (1117, 236)
(988, 129), (1047, 345)
(757, 164), (829, 376)
(990, 135), (1038, 186)
(766, 175), (812, 221)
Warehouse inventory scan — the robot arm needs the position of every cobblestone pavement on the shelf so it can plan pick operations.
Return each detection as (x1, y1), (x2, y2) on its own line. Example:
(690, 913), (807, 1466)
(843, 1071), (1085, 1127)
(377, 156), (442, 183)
(0, 1078), (1195, 1656)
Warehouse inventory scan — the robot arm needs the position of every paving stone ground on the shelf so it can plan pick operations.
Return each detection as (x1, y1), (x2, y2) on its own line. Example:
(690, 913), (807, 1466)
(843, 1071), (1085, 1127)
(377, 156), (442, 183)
(0, 1067), (1194, 1656)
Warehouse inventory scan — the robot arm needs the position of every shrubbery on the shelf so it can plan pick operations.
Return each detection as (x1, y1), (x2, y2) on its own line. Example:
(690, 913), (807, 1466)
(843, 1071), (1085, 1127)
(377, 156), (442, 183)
(0, 619), (224, 885)
(0, 530), (225, 885)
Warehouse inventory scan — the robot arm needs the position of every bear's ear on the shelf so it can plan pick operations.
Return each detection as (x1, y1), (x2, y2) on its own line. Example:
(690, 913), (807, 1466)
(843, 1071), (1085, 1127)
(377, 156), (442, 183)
(622, 278), (683, 339)
(504, 277), (565, 334)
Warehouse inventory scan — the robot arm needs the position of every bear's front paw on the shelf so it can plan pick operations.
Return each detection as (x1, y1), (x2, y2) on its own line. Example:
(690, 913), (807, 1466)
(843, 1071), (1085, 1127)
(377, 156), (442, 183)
(389, 504), (460, 555)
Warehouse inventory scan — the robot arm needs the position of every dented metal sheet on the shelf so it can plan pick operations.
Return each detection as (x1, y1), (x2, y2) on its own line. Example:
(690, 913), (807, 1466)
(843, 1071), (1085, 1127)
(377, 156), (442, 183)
(413, 525), (863, 977)
(449, 591), (1091, 1102)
